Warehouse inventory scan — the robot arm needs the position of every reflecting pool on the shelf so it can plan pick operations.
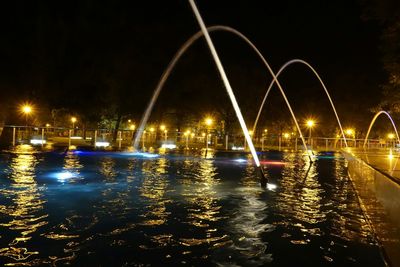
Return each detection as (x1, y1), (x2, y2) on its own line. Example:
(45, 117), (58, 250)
(0, 146), (385, 266)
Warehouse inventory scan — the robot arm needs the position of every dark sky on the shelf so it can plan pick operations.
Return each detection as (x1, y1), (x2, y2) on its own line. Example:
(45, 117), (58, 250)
(0, 0), (385, 129)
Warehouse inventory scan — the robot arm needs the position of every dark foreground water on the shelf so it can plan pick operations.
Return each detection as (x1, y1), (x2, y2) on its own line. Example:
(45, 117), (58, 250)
(0, 145), (385, 266)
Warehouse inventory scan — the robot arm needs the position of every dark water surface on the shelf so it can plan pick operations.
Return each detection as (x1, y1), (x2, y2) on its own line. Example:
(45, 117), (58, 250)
(0, 146), (385, 266)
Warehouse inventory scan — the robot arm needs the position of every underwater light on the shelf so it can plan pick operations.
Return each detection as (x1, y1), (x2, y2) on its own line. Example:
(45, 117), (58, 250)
(30, 139), (46, 145)
(267, 183), (277, 190)
(95, 141), (110, 147)
(52, 171), (74, 181)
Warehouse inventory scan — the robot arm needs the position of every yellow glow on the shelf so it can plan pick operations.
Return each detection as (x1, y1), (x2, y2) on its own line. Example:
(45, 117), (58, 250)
(150, 127), (155, 133)
(202, 132), (206, 137)
(388, 133), (395, 139)
(45, 123), (50, 127)
(205, 117), (213, 126)
(345, 128), (354, 136)
(248, 130), (253, 136)
(306, 120), (314, 128)
(283, 133), (290, 139)
(71, 117), (77, 123)
(191, 133), (195, 138)
(164, 129), (168, 133)
(130, 124), (136, 130)
(21, 105), (32, 114)
(128, 119), (131, 123)
(264, 129), (268, 133)
(160, 125), (166, 131)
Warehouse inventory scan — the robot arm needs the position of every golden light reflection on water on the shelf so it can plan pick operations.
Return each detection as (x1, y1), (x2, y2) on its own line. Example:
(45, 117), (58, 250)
(0, 145), (48, 264)
(178, 157), (229, 248)
(140, 157), (170, 227)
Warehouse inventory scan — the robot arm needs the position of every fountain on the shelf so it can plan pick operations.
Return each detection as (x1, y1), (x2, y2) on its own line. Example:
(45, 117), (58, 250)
(363, 110), (400, 148)
(132, 24), (313, 161)
(252, 59), (348, 148)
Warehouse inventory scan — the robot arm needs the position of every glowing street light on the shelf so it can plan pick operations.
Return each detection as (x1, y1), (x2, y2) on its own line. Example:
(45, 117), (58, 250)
(306, 119), (315, 148)
(21, 104), (33, 126)
(205, 117), (213, 126)
(204, 117), (213, 154)
(388, 133), (395, 139)
(345, 128), (355, 138)
(130, 124), (136, 131)
(71, 117), (77, 129)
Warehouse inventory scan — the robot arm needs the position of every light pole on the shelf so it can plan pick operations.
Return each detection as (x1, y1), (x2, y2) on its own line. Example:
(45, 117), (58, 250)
(306, 119), (315, 148)
(205, 117), (213, 156)
(71, 117), (77, 129)
(21, 104), (32, 141)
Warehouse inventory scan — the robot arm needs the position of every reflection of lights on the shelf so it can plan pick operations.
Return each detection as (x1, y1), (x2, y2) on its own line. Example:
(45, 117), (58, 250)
(234, 158), (247, 163)
(30, 139), (46, 145)
(389, 149), (394, 160)
(70, 136), (82, 140)
(232, 146), (244, 150)
(95, 141), (110, 147)
(161, 144), (176, 149)
(267, 183), (277, 190)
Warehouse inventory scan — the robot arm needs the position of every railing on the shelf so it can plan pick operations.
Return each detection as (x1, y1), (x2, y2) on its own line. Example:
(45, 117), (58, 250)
(0, 125), (393, 151)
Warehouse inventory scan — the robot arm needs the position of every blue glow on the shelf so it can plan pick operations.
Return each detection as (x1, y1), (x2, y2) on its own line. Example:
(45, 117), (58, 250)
(121, 152), (159, 158)
(48, 171), (75, 181)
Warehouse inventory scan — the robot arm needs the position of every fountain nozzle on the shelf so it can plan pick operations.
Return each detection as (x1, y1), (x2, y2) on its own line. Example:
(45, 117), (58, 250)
(259, 166), (268, 187)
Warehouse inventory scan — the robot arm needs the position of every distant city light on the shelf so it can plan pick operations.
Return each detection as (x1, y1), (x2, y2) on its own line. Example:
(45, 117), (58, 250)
(30, 139), (46, 145)
(95, 141), (110, 147)
(161, 143), (176, 149)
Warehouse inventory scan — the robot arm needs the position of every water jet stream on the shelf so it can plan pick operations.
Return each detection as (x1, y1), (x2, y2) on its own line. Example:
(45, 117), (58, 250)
(252, 59), (348, 148)
(133, 24), (311, 161)
(363, 111), (400, 148)
(188, 0), (262, 167)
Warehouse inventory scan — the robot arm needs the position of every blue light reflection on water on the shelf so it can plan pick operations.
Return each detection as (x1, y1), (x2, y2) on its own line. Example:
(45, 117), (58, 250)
(0, 149), (386, 266)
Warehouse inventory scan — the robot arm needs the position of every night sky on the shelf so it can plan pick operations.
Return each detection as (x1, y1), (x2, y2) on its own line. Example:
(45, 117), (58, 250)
(0, 0), (385, 131)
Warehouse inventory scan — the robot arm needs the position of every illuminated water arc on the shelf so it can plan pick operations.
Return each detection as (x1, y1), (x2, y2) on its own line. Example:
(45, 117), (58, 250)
(132, 25), (310, 160)
(252, 59), (348, 148)
(363, 111), (400, 148)
(188, 0), (262, 166)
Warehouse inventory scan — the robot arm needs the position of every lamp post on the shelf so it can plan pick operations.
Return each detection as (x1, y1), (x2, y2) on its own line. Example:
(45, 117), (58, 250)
(306, 119), (315, 148)
(205, 117), (213, 156)
(21, 104), (32, 141)
(160, 125), (167, 142)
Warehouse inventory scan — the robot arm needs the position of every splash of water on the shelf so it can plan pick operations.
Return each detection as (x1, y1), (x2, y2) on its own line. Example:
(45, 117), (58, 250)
(132, 24), (311, 160)
(363, 110), (400, 148)
(252, 59), (348, 148)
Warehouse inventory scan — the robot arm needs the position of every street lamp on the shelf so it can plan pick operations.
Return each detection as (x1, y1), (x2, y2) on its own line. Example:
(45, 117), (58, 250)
(21, 104), (32, 126)
(306, 119), (315, 148)
(71, 117), (77, 129)
(204, 117), (213, 155)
